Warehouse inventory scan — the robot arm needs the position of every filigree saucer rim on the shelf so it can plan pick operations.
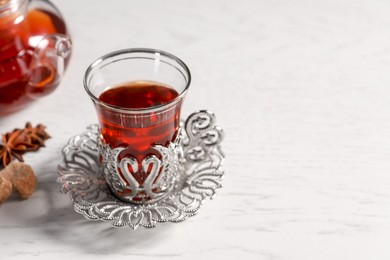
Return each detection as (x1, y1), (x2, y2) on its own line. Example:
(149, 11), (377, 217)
(57, 110), (225, 230)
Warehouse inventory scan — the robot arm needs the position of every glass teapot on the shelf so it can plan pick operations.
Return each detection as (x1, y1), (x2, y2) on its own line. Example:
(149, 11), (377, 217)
(0, 0), (71, 116)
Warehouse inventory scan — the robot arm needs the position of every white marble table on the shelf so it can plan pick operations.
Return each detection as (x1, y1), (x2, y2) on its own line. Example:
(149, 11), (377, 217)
(1, 0), (390, 259)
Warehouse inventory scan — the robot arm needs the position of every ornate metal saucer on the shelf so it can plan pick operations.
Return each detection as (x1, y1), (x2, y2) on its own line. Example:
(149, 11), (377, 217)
(57, 110), (225, 230)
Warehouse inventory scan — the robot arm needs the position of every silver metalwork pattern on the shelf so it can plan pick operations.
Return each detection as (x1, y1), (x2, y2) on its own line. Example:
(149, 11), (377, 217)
(98, 133), (182, 204)
(183, 110), (224, 162)
(57, 110), (224, 230)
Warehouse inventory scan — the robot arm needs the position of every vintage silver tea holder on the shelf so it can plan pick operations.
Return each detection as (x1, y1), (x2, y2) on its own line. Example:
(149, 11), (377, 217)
(57, 110), (225, 230)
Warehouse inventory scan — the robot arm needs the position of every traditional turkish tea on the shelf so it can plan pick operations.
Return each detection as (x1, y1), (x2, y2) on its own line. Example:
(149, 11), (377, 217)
(97, 81), (181, 185)
(84, 48), (190, 204)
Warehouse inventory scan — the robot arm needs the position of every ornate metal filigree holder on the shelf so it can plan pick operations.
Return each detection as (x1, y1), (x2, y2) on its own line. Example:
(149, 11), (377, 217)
(98, 131), (182, 204)
(57, 110), (225, 230)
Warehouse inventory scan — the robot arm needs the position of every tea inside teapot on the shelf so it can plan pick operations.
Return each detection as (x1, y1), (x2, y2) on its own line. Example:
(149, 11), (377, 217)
(0, 0), (71, 116)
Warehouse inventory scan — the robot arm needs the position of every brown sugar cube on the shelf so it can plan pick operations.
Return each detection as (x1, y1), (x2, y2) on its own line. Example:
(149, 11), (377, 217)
(1, 162), (37, 199)
(0, 176), (12, 203)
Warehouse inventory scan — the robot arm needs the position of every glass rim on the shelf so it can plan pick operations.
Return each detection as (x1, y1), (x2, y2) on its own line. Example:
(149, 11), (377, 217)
(83, 48), (191, 113)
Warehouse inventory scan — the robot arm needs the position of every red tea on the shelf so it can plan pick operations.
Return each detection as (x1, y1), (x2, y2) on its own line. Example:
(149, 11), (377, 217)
(97, 81), (181, 185)
(0, 8), (68, 115)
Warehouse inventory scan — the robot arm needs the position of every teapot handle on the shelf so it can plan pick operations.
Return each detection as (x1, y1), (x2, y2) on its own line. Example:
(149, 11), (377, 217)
(27, 34), (72, 97)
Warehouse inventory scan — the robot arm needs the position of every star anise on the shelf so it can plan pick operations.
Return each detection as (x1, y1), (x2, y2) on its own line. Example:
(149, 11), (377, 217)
(24, 123), (51, 151)
(0, 123), (50, 168)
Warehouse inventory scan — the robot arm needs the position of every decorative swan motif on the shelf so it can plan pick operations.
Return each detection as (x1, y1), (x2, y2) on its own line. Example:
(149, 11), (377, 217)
(98, 133), (181, 204)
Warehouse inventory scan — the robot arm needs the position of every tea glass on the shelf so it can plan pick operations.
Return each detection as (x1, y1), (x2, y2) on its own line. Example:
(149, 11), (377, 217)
(83, 48), (191, 204)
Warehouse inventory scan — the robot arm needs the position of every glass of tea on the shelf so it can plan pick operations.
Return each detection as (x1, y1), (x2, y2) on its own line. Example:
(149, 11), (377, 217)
(84, 48), (191, 204)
